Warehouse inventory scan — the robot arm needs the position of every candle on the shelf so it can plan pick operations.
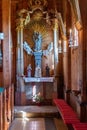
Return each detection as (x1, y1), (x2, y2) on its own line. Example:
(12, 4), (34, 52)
(58, 40), (62, 53)
(69, 29), (73, 39)
(59, 40), (61, 46)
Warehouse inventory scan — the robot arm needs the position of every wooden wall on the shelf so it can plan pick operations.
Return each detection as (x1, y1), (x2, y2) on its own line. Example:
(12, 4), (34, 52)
(0, 1), (15, 130)
(0, 86), (14, 130)
(63, 0), (87, 121)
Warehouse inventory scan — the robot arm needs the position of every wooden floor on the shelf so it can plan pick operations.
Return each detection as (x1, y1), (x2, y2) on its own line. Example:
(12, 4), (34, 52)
(9, 106), (68, 130)
(9, 118), (68, 130)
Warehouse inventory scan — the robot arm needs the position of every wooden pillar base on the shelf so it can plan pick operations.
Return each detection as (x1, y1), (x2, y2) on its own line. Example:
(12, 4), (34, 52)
(21, 92), (26, 105)
(15, 92), (26, 106)
(52, 92), (57, 99)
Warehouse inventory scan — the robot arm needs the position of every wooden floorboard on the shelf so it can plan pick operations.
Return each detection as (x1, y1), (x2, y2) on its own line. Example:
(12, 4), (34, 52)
(9, 106), (68, 130)
(9, 117), (68, 130)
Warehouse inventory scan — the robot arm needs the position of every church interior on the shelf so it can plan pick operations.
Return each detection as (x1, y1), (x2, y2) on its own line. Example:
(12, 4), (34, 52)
(0, 0), (87, 130)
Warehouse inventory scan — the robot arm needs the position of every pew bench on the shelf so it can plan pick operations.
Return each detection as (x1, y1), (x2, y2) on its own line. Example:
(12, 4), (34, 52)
(53, 99), (80, 129)
(53, 99), (87, 130)
(72, 123), (87, 130)
(53, 99), (80, 124)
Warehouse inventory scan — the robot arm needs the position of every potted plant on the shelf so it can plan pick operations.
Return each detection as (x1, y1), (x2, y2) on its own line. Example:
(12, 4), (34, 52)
(32, 92), (44, 105)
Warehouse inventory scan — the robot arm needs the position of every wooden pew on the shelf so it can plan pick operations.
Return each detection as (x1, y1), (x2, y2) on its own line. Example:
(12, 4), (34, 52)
(53, 99), (79, 129)
(54, 99), (80, 124)
(54, 99), (87, 130)
(72, 123), (87, 130)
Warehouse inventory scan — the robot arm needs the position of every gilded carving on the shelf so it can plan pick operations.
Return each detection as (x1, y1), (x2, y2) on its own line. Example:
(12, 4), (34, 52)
(27, 0), (48, 11)
(52, 18), (58, 30)
(16, 18), (25, 29)
(24, 20), (48, 48)
(32, 9), (43, 20)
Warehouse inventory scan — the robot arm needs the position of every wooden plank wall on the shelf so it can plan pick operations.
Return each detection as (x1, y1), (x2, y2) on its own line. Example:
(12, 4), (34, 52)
(0, 85), (14, 130)
(63, 0), (87, 122)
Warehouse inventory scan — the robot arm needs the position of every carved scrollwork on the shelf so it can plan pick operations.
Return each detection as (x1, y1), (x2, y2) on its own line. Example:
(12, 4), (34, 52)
(27, 0), (48, 11)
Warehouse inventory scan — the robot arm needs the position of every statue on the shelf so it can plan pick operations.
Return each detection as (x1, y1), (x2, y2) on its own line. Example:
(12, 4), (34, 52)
(47, 42), (53, 53)
(27, 64), (32, 77)
(24, 12), (30, 25)
(23, 41), (33, 55)
(33, 31), (42, 52)
(45, 64), (50, 77)
(35, 64), (42, 77)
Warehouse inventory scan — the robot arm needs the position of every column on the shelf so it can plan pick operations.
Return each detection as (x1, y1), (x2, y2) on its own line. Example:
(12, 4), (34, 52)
(16, 19), (26, 105)
(2, 0), (11, 129)
(16, 27), (21, 77)
(20, 18), (24, 75)
(19, 18), (25, 93)
(2, 0), (11, 88)
(17, 18), (25, 76)
(16, 18), (25, 92)
(53, 18), (59, 98)
(16, 18), (25, 77)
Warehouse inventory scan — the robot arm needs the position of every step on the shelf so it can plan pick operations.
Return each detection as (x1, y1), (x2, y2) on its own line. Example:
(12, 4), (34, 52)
(14, 106), (58, 118)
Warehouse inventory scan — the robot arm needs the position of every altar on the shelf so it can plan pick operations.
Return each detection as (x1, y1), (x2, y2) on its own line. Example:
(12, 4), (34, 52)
(23, 77), (54, 82)
(23, 77), (54, 105)
(15, 1), (59, 105)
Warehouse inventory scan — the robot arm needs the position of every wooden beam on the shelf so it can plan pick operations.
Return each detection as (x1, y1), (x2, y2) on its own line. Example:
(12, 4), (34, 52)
(2, 0), (12, 88)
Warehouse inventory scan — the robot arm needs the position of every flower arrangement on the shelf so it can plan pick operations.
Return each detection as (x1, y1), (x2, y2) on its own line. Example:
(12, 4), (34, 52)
(32, 92), (44, 103)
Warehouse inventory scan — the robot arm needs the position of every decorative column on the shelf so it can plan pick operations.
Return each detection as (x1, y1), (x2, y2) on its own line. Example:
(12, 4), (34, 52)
(18, 18), (25, 76)
(53, 18), (59, 98)
(16, 18), (25, 76)
(16, 18), (26, 105)
(16, 27), (21, 78)
(20, 18), (25, 75)
(16, 18), (25, 92)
